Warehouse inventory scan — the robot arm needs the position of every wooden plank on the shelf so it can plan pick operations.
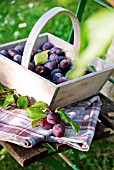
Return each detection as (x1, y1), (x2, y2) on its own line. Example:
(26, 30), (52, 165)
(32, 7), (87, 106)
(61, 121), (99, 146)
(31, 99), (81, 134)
(0, 141), (48, 167)
(51, 68), (113, 110)
(93, 121), (112, 141)
(50, 143), (71, 152)
(99, 93), (114, 130)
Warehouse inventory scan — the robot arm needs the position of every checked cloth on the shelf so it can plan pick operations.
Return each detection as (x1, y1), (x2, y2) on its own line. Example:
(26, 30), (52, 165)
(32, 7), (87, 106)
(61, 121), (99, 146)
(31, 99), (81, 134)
(0, 96), (102, 151)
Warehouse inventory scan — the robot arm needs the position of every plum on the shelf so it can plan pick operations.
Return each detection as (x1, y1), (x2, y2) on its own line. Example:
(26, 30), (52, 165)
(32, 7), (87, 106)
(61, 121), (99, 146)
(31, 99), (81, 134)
(0, 50), (8, 57)
(59, 59), (70, 70)
(35, 65), (46, 76)
(28, 62), (35, 71)
(44, 60), (57, 72)
(8, 49), (17, 58)
(57, 77), (68, 84)
(13, 54), (22, 64)
(52, 124), (65, 137)
(47, 112), (61, 124)
(42, 42), (53, 51)
(14, 45), (24, 55)
(49, 47), (63, 55)
(39, 118), (53, 130)
(52, 73), (64, 82)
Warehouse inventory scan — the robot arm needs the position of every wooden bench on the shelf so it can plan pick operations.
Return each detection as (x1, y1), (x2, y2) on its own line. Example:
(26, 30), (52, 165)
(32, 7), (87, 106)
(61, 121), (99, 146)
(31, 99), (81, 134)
(0, 93), (114, 167)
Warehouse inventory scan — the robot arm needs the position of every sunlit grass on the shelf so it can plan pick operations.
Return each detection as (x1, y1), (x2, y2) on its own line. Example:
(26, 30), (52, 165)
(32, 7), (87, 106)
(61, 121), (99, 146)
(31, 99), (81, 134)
(0, 0), (101, 44)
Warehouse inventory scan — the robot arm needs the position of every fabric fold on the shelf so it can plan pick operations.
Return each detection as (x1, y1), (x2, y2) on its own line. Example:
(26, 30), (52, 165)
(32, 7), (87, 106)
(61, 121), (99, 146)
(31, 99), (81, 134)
(0, 96), (102, 151)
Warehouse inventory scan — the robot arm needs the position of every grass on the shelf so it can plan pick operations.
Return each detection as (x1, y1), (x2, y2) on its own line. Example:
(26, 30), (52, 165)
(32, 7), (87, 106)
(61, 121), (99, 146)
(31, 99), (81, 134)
(0, 0), (101, 45)
(0, 0), (114, 170)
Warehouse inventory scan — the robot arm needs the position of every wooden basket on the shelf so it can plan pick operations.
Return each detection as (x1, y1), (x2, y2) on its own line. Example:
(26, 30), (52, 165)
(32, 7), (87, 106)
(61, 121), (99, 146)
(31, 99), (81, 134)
(0, 7), (114, 110)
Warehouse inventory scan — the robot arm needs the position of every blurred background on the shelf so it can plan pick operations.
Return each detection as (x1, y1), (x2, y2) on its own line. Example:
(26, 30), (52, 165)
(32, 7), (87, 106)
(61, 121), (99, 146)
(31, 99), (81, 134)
(0, 0), (114, 170)
(0, 0), (102, 45)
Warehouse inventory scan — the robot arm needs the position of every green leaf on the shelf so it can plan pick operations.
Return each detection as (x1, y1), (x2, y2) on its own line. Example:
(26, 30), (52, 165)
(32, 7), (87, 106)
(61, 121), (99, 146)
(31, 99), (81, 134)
(2, 99), (10, 108)
(0, 100), (4, 106)
(56, 108), (80, 133)
(40, 156), (65, 170)
(0, 84), (14, 95)
(89, 65), (96, 72)
(32, 101), (49, 110)
(7, 88), (14, 94)
(26, 107), (47, 119)
(31, 119), (40, 127)
(6, 94), (15, 103)
(0, 96), (5, 101)
(70, 121), (80, 134)
(17, 96), (28, 109)
(0, 84), (5, 94)
(66, 9), (114, 80)
(34, 50), (49, 66)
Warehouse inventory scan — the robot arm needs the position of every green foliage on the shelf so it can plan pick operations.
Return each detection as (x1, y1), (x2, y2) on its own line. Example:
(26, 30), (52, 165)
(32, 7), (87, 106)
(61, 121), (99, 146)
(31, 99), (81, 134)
(31, 119), (41, 127)
(6, 94), (15, 103)
(34, 50), (49, 66)
(0, 84), (80, 132)
(0, 84), (15, 108)
(0, 0), (102, 45)
(40, 155), (65, 170)
(32, 101), (49, 110)
(0, 84), (5, 93)
(0, 84), (14, 95)
(88, 65), (96, 72)
(26, 101), (49, 127)
(26, 107), (47, 119)
(17, 96), (28, 109)
(0, 148), (7, 156)
(56, 108), (80, 133)
(0, 84), (29, 109)
(66, 9), (114, 79)
(2, 99), (11, 108)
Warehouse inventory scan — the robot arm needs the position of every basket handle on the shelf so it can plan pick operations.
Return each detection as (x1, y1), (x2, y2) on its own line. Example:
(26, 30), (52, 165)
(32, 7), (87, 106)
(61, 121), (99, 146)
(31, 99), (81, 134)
(21, 7), (80, 68)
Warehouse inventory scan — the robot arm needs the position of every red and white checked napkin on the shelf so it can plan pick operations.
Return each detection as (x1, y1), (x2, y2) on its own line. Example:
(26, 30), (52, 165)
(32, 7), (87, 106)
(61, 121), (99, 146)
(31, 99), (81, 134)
(0, 96), (102, 151)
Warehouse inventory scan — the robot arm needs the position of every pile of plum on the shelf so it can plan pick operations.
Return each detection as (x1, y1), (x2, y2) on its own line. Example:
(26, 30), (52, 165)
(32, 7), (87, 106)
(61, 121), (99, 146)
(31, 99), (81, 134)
(0, 42), (73, 84)
(0, 41), (91, 84)
(34, 42), (73, 84)
(39, 111), (65, 137)
(0, 45), (24, 64)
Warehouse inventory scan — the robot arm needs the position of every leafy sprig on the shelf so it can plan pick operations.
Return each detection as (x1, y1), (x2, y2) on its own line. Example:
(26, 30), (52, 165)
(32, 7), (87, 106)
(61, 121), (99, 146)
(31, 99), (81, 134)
(0, 84), (80, 133)
(55, 108), (80, 133)
(34, 50), (49, 66)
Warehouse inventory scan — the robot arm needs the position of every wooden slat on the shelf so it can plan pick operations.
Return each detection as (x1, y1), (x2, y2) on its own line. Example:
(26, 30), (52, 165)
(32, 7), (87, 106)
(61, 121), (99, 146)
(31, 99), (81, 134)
(50, 143), (71, 152)
(0, 141), (48, 167)
(50, 68), (113, 110)
(93, 121), (112, 141)
(99, 93), (114, 130)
